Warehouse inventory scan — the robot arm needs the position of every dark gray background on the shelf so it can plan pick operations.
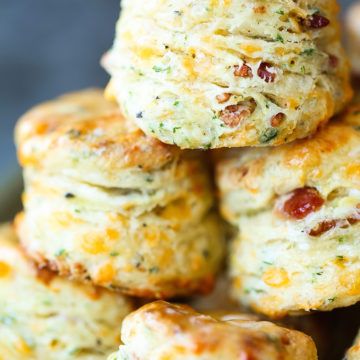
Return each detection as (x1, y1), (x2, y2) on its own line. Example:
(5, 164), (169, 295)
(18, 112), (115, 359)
(0, 0), (355, 219)
(0, 0), (120, 218)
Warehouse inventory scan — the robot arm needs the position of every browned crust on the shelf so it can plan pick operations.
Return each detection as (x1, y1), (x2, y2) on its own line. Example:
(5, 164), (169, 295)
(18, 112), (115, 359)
(123, 301), (317, 359)
(15, 89), (180, 172)
(20, 246), (216, 299)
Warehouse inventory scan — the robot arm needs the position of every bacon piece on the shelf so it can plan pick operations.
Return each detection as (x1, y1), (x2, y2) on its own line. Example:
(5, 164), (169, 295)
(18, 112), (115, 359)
(234, 63), (253, 78)
(216, 93), (231, 104)
(308, 220), (336, 236)
(304, 14), (330, 29)
(253, 5), (266, 14)
(257, 62), (276, 83)
(220, 100), (256, 128)
(328, 54), (339, 68)
(270, 113), (285, 127)
(282, 187), (324, 219)
(308, 206), (360, 236)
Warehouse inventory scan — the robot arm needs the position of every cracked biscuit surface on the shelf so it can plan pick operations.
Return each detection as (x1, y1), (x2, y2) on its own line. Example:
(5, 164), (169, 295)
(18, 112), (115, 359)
(104, 0), (352, 149)
(15, 89), (224, 298)
(216, 102), (360, 317)
(0, 223), (132, 360)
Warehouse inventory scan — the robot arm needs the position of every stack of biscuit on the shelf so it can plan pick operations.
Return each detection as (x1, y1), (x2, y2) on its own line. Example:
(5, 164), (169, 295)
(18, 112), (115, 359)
(6, 0), (360, 358)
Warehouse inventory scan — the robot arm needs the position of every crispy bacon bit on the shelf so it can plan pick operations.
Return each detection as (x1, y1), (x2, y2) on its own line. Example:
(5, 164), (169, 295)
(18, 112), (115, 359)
(308, 220), (336, 237)
(270, 113), (286, 127)
(328, 54), (339, 68)
(304, 14), (330, 29)
(253, 5), (266, 14)
(234, 63), (253, 78)
(281, 334), (291, 346)
(216, 93), (231, 104)
(36, 267), (56, 285)
(308, 206), (360, 236)
(257, 62), (276, 83)
(220, 100), (256, 128)
(282, 187), (324, 219)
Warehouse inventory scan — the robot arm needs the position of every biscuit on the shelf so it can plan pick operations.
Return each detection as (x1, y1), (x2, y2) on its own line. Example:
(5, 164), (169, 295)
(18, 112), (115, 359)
(347, 331), (360, 360)
(216, 103), (360, 317)
(107, 301), (317, 360)
(0, 223), (132, 360)
(15, 89), (224, 298)
(103, 0), (352, 149)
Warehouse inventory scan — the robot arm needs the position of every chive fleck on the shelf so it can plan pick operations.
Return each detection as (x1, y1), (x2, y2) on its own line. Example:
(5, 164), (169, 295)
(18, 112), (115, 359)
(149, 266), (160, 274)
(301, 48), (315, 56)
(276, 34), (284, 43)
(259, 128), (278, 143)
(55, 249), (67, 257)
(152, 65), (170, 73)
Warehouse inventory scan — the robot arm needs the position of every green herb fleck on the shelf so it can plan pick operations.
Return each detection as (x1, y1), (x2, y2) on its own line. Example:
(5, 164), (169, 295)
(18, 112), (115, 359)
(259, 128), (278, 143)
(153, 65), (170, 73)
(327, 297), (336, 303)
(244, 288), (265, 294)
(336, 255), (344, 260)
(149, 266), (160, 274)
(276, 9), (285, 15)
(311, 269), (324, 283)
(55, 249), (67, 257)
(110, 252), (119, 257)
(173, 100), (180, 106)
(173, 126), (181, 133)
(263, 261), (274, 266)
(301, 48), (315, 56)
(159, 122), (164, 128)
(276, 34), (284, 43)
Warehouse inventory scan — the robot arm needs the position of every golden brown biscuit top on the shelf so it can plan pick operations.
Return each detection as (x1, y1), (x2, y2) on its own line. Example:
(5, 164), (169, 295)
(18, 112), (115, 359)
(15, 89), (179, 173)
(119, 301), (317, 359)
